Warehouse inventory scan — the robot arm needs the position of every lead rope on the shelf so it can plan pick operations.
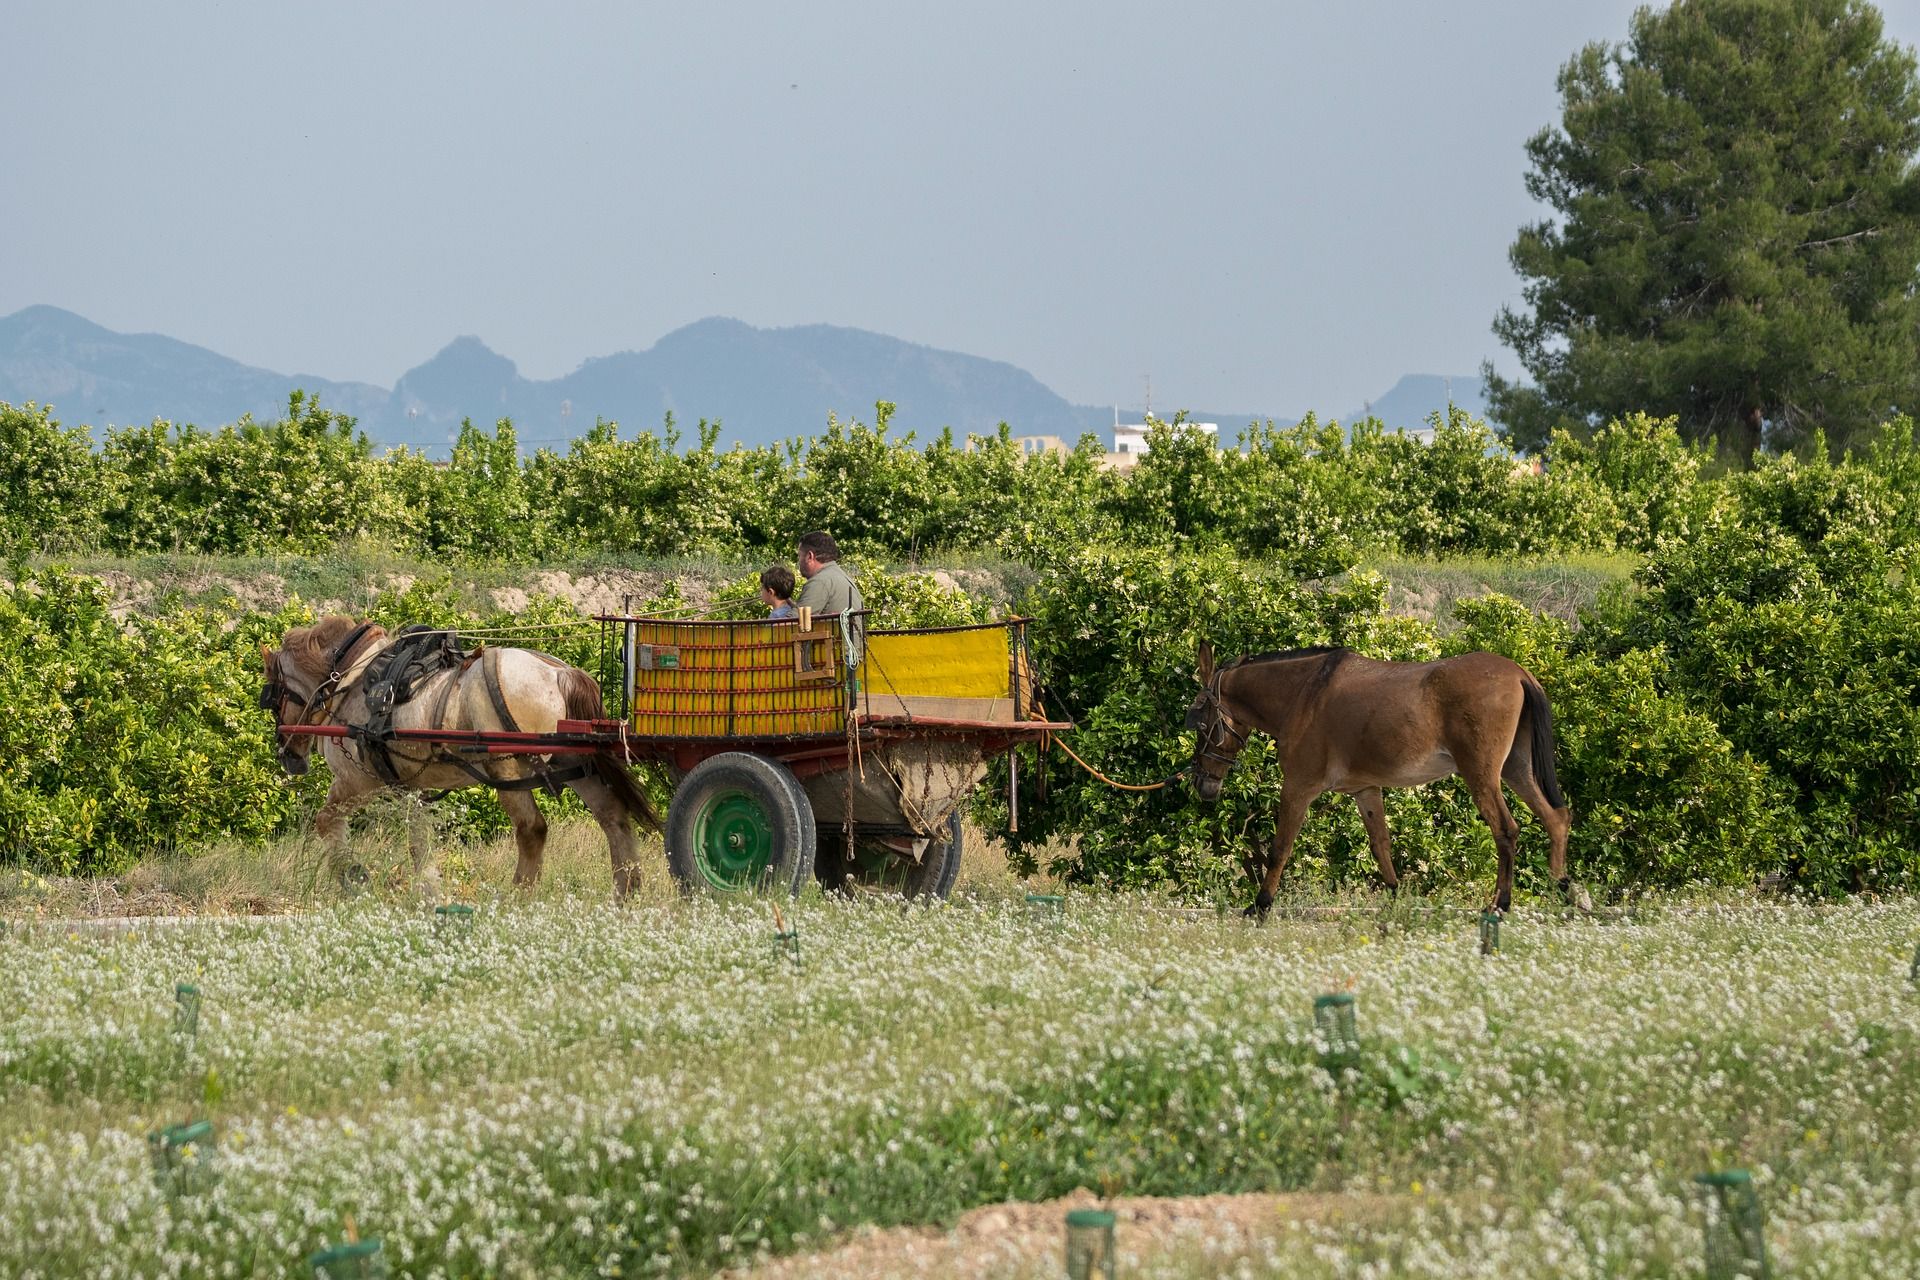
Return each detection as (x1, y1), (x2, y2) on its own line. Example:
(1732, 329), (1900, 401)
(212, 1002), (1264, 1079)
(1033, 684), (1187, 793)
(1045, 730), (1186, 791)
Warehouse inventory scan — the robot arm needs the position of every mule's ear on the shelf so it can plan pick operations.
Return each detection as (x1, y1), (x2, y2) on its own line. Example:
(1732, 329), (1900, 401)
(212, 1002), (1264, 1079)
(1196, 639), (1215, 684)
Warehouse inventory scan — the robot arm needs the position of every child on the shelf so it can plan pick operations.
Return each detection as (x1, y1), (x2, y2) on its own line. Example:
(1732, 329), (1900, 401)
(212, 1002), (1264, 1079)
(760, 565), (796, 619)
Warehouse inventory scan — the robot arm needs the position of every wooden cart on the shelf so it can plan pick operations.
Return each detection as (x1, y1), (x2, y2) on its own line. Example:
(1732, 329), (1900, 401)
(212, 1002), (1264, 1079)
(597, 610), (1067, 898)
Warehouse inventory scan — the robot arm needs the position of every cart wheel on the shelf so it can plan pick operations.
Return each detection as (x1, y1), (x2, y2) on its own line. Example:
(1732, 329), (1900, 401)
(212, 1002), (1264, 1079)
(929, 808), (965, 899)
(666, 753), (816, 895)
(818, 809), (964, 901)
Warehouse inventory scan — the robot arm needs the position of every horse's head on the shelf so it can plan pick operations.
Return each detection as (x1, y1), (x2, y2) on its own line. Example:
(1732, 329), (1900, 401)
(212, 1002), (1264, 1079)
(260, 617), (382, 776)
(1186, 640), (1248, 802)
(259, 642), (318, 775)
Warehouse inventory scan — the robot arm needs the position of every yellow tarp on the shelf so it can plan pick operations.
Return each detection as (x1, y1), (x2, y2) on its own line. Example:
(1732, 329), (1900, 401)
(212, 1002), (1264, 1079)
(864, 628), (1010, 699)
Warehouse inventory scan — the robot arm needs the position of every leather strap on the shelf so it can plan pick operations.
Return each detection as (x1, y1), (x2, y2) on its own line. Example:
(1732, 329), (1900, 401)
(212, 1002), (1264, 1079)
(482, 646), (521, 733)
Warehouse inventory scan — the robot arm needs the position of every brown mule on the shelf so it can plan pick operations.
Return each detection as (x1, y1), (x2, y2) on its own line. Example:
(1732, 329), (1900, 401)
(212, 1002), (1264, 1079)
(262, 616), (659, 899)
(1186, 641), (1573, 917)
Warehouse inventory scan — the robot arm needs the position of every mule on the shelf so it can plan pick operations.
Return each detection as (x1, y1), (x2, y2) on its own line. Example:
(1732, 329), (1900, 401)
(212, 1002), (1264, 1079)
(1186, 641), (1573, 917)
(262, 616), (658, 898)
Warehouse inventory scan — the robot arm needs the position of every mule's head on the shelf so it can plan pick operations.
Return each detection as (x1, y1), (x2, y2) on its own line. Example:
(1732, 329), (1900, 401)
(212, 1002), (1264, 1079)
(1186, 640), (1248, 802)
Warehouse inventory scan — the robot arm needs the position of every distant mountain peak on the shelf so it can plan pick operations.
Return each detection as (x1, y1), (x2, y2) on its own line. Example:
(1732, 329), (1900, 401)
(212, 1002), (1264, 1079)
(4, 304), (1462, 455)
(661, 315), (757, 340)
(8, 303), (98, 328)
(399, 335), (516, 381)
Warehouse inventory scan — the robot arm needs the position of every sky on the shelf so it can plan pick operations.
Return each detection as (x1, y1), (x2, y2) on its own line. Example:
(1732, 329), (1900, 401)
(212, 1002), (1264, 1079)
(5, 0), (1920, 419)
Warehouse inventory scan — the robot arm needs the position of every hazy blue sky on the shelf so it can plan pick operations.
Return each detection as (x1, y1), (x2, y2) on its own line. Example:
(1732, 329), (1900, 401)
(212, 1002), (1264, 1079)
(5, 1), (1919, 418)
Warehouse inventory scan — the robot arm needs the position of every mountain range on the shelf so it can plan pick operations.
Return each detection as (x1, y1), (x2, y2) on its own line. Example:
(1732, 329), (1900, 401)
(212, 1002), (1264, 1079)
(0, 305), (1487, 454)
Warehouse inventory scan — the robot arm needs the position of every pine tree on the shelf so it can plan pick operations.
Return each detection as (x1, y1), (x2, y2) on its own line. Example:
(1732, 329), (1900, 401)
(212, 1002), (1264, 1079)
(1486, 0), (1920, 459)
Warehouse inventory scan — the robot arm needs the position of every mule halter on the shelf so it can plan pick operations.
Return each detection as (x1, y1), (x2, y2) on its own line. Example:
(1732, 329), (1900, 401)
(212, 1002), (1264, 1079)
(1194, 676), (1252, 773)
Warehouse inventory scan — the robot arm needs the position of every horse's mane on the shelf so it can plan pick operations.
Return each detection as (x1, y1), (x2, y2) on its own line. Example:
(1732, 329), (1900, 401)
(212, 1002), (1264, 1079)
(1227, 646), (1352, 700)
(279, 616), (388, 677)
(1230, 645), (1351, 668)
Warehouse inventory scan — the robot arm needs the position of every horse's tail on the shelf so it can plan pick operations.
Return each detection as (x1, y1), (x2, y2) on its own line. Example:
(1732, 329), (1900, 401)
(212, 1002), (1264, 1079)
(557, 665), (608, 725)
(1521, 674), (1567, 810)
(591, 753), (663, 831)
(556, 665), (663, 831)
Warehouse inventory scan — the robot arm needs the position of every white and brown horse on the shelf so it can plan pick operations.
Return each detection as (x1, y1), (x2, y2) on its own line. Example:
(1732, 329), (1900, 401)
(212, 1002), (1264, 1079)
(262, 616), (657, 897)
(1186, 641), (1574, 917)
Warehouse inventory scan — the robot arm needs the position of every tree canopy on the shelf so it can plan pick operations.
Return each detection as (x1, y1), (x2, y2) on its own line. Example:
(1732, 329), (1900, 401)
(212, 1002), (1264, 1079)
(1486, 0), (1920, 459)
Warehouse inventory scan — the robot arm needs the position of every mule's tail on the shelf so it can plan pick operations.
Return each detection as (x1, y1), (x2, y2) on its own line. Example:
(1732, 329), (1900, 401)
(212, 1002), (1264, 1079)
(559, 667), (663, 831)
(1522, 675), (1567, 809)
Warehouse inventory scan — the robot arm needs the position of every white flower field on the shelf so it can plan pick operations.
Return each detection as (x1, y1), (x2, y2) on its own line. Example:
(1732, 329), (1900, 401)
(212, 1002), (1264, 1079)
(2, 892), (1917, 1277)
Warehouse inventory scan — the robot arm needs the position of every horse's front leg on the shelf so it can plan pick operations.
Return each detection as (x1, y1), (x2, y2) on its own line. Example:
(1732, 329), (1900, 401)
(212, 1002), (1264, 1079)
(1248, 782), (1316, 920)
(314, 777), (379, 890)
(406, 791), (442, 903)
(498, 789), (549, 890)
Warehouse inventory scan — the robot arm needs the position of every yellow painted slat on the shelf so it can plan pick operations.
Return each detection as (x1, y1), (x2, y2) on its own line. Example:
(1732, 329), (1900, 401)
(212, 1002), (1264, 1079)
(625, 618), (845, 738)
(864, 628), (1011, 699)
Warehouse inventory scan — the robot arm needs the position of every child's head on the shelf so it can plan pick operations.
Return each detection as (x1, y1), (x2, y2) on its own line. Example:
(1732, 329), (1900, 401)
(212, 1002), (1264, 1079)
(759, 565), (795, 605)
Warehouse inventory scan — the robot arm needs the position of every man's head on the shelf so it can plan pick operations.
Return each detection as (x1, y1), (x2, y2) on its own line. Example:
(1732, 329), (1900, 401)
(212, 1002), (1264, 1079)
(796, 531), (840, 577)
(759, 565), (795, 605)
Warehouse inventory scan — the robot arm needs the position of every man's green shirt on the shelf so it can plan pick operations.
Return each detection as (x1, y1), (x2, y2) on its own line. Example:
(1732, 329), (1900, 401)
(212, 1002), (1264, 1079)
(796, 560), (864, 664)
(796, 559), (862, 618)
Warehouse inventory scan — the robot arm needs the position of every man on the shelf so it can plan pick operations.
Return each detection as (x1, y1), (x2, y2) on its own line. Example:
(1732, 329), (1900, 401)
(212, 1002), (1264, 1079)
(795, 531), (862, 617)
(794, 530), (864, 666)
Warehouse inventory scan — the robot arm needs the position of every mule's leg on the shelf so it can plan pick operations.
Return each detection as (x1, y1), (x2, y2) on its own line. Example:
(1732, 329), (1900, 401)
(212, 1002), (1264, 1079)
(1250, 782), (1318, 920)
(1468, 778), (1522, 914)
(498, 789), (549, 890)
(314, 778), (379, 889)
(1351, 787), (1399, 896)
(1503, 761), (1575, 904)
(569, 774), (642, 900)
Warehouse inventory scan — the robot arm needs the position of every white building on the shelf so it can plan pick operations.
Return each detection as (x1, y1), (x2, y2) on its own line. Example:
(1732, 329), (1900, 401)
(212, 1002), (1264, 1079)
(1107, 417), (1218, 468)
(1112, 420), (1217, 454)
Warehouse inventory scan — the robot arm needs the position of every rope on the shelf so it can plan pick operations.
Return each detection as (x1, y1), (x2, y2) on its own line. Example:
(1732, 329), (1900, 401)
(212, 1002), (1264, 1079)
(1029, 682), (1184, 792)
(400, 620), (595, 637)
(1046, 732), (1184, 792)
(392, 590), (768, 640)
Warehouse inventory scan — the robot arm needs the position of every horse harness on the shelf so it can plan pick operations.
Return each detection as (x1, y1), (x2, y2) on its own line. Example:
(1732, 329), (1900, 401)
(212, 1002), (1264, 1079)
(276, 625), (592, 799)
(261, 621), (384, 728)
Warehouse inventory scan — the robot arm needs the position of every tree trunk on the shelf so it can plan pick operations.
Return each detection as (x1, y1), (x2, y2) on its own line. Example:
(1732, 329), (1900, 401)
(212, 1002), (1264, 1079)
(1734, 405), (1764, 466)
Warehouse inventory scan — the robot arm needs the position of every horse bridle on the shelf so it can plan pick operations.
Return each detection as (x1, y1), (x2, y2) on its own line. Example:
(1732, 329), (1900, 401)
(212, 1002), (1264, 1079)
(261, 623), (380, 738)
(1193, 675), (1252, 778)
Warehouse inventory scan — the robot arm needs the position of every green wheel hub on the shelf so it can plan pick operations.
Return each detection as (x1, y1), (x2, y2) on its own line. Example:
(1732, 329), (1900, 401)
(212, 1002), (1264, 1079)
(849, 843), (913, 891)
(692, 788), (777, 889)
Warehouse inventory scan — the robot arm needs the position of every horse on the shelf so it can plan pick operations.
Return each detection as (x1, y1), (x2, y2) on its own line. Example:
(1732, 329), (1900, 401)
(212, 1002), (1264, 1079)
(1185, 640), (1573, 918)
(261, 616), (658, 898)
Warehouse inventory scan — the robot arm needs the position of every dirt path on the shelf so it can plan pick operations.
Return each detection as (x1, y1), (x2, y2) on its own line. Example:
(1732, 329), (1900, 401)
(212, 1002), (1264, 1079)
(720, 1188), (1406, 1279)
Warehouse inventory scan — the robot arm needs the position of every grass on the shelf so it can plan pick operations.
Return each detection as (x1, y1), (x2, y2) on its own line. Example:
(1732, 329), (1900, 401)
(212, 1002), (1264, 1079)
(0, 812), (1049, 920)
(35, 544), (764, 617)
(1, 840), (1915, 1278)
(1360, 551), (1640, 629)
(33, 546), (1638, 633)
